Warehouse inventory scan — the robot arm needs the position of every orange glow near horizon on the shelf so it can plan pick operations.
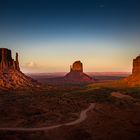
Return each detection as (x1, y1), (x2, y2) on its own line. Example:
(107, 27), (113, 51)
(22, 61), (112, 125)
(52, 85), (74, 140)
(8, 40), (138, 73)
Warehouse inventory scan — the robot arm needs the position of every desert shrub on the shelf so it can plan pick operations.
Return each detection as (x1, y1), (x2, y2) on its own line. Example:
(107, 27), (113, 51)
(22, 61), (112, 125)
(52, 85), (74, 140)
(125, 87), (140, 99)
(67, 128), (92, 140)
(70, 88), (115, 103)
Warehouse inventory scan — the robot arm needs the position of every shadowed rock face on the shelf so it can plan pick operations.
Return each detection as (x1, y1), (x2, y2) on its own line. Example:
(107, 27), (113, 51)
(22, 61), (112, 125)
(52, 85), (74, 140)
(64, 61), (94, 83)
(0, 48), (40, 90)
(0, 48), (20, 71)
(70, 61), (83, 72)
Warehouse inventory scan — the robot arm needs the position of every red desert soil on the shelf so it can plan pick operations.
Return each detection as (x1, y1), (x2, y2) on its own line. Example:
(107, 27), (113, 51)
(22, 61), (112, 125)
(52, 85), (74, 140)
(46, 99), (140, 140)
(0, 91), (139, 140)
(0, 103), (96, 131)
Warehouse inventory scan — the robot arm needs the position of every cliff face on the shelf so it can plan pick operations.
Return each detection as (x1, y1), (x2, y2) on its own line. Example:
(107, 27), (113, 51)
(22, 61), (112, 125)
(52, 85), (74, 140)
(0, 48), (40, 90)
(0, 48), (20, 71)
(123, 55), (140, 86)
(132, 55), (140, 75)
(64, 61), (94, 83)
(70, 61), (83, 72)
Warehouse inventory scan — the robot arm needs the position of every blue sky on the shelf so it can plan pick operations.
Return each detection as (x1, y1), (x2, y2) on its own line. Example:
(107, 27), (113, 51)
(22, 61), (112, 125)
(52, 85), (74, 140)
(0, 0), (140, 72)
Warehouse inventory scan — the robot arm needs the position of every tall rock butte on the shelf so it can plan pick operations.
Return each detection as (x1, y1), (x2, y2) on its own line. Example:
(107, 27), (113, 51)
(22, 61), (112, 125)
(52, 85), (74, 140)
(132, 55), (140, 75)
(70, 61), (83, 72)
(64, 61), (94, 83)
(0, 48), (20, 71)
(0, 48), (39, 90)
(124, 55), (140, 86)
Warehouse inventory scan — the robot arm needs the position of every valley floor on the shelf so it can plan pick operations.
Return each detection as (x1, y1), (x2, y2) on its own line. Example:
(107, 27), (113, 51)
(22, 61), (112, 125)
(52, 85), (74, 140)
(0, 83), (140, 140)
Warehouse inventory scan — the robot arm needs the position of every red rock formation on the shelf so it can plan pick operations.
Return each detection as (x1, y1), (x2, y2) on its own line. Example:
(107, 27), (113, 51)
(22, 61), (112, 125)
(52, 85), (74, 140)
(64, 61), (94, 83)
(70, 61), (83, 72)
(0, 48), (20, 71)
(0, 48), (40, 90)
(132, 55), (140, 75)
(0, 48), (12, 70)
(123, 55), (140, 86)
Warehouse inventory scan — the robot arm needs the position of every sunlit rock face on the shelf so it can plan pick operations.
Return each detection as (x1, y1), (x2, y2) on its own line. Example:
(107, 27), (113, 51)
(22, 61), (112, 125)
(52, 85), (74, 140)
(132, 55), (140, 75)
(0, 48), (40, 90)
(124, 55), (140, 86)
(64, 61), (94, 83)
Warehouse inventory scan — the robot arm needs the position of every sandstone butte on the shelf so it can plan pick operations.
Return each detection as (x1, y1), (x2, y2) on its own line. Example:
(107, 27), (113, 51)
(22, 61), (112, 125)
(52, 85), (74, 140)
(123, 55), (140, 86)
(64, 61), (94, 83)
(0, 48), (40, 90)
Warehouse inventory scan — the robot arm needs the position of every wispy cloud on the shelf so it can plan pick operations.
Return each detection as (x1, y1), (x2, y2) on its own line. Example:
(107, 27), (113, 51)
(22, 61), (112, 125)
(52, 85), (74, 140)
(26, 61), (38, 68)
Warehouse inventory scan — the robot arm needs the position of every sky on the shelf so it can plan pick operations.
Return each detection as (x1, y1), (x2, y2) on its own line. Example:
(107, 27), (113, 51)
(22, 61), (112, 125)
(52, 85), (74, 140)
(0, 0), (140, 73)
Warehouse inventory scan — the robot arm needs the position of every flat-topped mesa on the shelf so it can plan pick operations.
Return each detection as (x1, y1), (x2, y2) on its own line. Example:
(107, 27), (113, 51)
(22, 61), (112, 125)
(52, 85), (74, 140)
(132, 55), (140, 75)
(70, 61), (83, 72)
(0, 48), (20, 71)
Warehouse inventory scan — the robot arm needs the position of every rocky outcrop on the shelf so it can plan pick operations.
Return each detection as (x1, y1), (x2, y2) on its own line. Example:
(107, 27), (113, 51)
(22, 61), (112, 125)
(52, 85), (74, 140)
(132, 55), (140, 75)
(0, 48), (40, 90)
(123, 55), (140, 86)
(64, 61), (94, 83)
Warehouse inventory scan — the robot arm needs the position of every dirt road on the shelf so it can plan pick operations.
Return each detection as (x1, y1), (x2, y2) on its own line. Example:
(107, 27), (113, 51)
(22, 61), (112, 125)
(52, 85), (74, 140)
(0, 103), (96, 132)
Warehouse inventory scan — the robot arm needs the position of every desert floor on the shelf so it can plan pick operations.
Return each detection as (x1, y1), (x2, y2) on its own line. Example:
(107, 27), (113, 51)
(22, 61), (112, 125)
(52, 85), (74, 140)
(0, 80), (140, 140)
